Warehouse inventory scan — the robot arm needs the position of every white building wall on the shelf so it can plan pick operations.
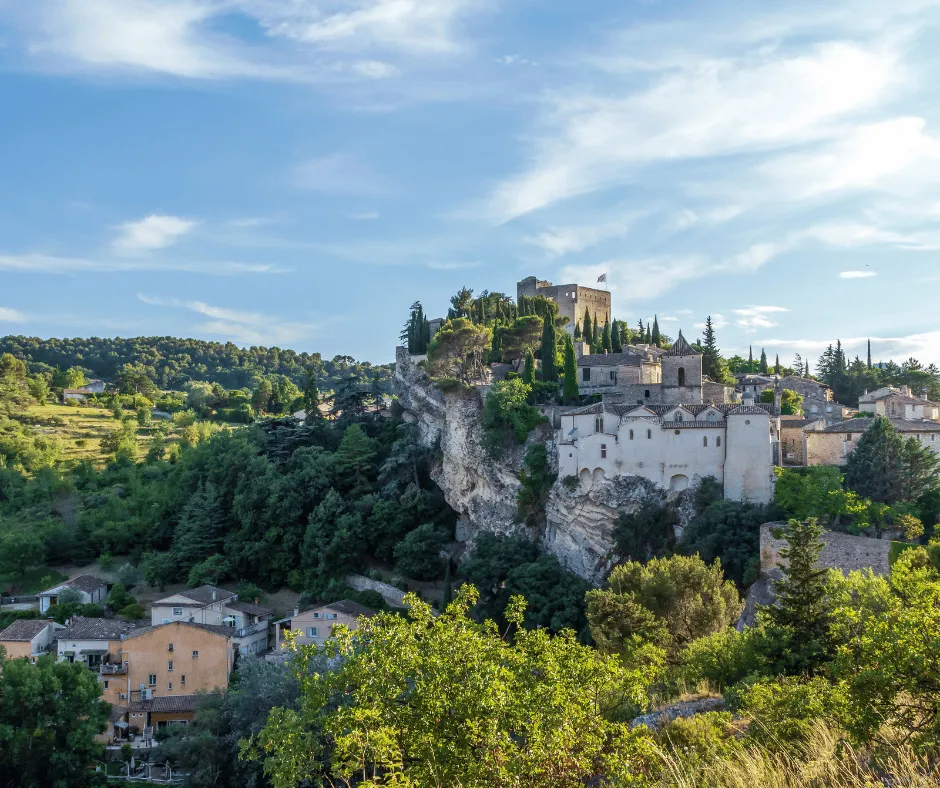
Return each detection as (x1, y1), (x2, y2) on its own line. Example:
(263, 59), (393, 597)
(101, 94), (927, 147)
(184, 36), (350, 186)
(723, 413), (773, 503)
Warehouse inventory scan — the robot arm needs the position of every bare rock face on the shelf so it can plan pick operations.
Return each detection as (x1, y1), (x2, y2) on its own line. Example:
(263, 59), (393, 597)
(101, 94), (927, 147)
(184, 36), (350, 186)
(545, 475), (666, 583)
(394, 348), (670, 584)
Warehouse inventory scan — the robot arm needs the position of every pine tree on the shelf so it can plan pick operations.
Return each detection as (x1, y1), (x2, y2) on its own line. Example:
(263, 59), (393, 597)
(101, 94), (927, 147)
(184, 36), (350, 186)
(523, 348), (536, 386)
(760, 518), (831, 675)
(611, 319), (622, 353)
(583, 312), (593, 348)
(540, 315), (558, 383)
(562, 333), (579, 404)
(651, 316), (662, 347)
(302, 366), (323, 421)
(637, 319), (644, 340)
(601, 321), (612, 353)
(700, 316), (726, 382)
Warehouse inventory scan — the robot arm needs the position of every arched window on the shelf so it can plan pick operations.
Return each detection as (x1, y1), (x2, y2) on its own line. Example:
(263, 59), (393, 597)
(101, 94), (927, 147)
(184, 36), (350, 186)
(703, 436), (708, 447)
(629, 429), (634, 440)
(647, 429), (652, 439)
(717, 436), (722, 447)
(674, 412), (684, 423)
(707, 411), (717, 422)
(678, 367), (686, 387)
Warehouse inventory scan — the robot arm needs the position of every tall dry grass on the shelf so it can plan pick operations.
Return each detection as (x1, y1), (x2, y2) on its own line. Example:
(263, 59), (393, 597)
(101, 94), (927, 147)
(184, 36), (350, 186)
(655, 722), (940, 787)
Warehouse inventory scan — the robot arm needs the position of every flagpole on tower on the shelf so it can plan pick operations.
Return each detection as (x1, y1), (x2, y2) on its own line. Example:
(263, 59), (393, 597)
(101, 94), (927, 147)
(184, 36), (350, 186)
(597, 272), (608, 292)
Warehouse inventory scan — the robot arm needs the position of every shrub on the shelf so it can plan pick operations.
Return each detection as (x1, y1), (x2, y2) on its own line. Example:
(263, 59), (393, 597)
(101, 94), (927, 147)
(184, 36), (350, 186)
(482, 379), (545, 455)
(118, 603), (147, 620)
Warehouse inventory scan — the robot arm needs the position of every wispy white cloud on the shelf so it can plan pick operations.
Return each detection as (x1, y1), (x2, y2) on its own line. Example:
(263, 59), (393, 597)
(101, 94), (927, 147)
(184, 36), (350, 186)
(291, 154), (390, 196)
(137, 293), (319, 346)
(3, 0), (490, 81)
(524, 212), (643, 255)
(112, 214), (197, 254)
(346, 211), (380, 220)
(732, 305), (790, 330)
(490, 39), (901, 221)
(0, 307), (25, 322)
(0, 252), (285, 275)
(839, 270), (877, 279)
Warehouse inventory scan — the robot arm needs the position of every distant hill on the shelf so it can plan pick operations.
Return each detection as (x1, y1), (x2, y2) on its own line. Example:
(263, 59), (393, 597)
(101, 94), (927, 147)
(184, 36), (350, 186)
(0, 335), (393, 392)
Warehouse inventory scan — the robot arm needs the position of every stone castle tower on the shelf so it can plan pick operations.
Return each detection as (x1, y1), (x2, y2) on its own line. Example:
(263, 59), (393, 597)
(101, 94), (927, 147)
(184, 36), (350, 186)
(661, 331), (703, 405)
(517, 276), (611, 335)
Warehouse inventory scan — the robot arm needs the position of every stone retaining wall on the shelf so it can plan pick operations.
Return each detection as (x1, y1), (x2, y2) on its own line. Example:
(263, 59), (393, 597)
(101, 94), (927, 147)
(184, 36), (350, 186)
(760, 523), (891, 576)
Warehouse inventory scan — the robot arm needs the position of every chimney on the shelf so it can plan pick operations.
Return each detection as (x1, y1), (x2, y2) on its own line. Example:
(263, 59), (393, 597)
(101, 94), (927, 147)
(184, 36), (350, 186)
(293, 607), (300, 617)
(743, 390), (756, 407)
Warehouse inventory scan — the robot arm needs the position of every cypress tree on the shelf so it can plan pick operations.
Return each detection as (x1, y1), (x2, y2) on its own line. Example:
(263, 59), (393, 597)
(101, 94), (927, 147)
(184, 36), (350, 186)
(540, 315), (558, 383)
(574, 321), (582, 340)
(562, 333), (579, 405)
(601, 321), (612, 353)
(611, 319), (622, 353)
(759, 349), (768, 374)
(748, 346), (754, 372)
(805, 360), (810, 377)
(700, 316), (725, 382)
(522, 348), (536, 386)
(490, 331), (502, 363)
(646, 324), (653, 345)
(761, 518), (832, 675)
(583, 312), (593, 348)
(592, 312), (602, 350)
(651, 316), (661, 347)
(867, 339), (872, 369)
(637, 319), (644, 339)
(775, 354), (781, 375)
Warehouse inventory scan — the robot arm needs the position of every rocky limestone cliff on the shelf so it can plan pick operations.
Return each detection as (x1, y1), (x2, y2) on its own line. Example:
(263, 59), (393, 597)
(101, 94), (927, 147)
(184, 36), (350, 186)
(394, 349), (668, 584)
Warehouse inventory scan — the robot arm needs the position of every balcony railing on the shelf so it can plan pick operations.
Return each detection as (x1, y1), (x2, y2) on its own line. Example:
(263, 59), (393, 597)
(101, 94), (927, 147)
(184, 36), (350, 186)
(100, 663), (128, 675)
(233, 621), (269, 638)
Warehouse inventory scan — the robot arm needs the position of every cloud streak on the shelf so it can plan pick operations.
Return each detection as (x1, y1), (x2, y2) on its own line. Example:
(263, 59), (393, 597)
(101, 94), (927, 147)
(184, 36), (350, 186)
(112, 214), (198, 254)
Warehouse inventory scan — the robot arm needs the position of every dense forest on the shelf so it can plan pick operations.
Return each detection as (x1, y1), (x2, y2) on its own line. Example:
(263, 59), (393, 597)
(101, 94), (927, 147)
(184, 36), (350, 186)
(0, 335), (393, 392)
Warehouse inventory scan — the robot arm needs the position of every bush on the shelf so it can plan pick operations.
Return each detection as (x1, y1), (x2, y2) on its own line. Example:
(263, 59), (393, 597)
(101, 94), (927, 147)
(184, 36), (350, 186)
(679, 627), (765, 690)
(118, 603), (147, 620)
(482, 379), (545, 455)
(657, 712), (743, 770)
(393, 524), (450, 581)
(735, 677), (848, 749)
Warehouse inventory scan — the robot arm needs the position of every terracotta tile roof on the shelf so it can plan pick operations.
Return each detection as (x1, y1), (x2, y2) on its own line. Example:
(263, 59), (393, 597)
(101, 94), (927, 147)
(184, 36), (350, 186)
(779, 418), (824, 429)
(123, 621), (235, 640)
(44, 574), (108, 595)
(226, 600), (274, 617)
(321, 600), (378, 618)
(577, 352), (643, 367)
(129, 694), (208, 713)
(57, 616), (139, 641)
(821, 417), (940, 434)
(663, 331), (700, 357)
(0, 619), (53, 642)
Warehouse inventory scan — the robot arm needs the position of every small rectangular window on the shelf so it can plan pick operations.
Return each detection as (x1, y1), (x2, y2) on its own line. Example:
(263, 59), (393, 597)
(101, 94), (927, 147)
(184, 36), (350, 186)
(168, 660), (174, 672)
(583, 368), (591, 382)
(172, 607), (183, 616)
(168, 643), (174, 652)
(717, 437), (722, 447)
(168, 682), (173, 691)
(647, 429), (652, 439)
(181, 675), (186, 685)
(192, 650), (199, 658)
(645, 390), (651, 398)
(149, 675), (157, 686)
(601, 444), (607, 459)
(306, 627), (319, 638)
(103, 680), (109, 690)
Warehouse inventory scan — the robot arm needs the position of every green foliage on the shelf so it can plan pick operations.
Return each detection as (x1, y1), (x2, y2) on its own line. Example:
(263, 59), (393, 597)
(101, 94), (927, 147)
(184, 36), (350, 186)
(657, 712), (743, 771)
(499, 315), (544, 362)
(678, 627), (766, 690)
(426, 318), (492, 386)
(587, 555), (742, 663)
(757, 519), (832, 675)
(482, 378), (545, 455)
(392, 523), (450, 581)
(250, 587), (659, 788)
(539, 309), (559, 384)
(457, 532), (591, 636)
(613, 499), (677, 562)
(522, 348), (536, 386)
(844, 416), (940, 504)
(516, 444), (555, 529)
(737, 677), (848, 748)
(773, 466), (867, 527)
(680, 499), (775, 589)
(562, 332), (579, 404)
(0, 653), (109, 788)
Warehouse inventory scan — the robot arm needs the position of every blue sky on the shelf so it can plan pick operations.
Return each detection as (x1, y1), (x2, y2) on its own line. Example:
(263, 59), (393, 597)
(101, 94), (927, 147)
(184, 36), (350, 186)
(1, 0), (940, 366)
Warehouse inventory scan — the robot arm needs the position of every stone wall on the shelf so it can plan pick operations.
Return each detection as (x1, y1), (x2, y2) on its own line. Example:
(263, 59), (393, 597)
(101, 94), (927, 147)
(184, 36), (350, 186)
(805, 431), (850, 466)
(346, 574), (407, 607)
(760, 523), (891, 576)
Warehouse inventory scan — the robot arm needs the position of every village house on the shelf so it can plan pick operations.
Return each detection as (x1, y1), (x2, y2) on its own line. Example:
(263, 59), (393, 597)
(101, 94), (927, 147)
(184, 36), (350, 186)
(557, 398), (775, 503)
(0, 619), (64, 661)
(39, 574), (108, 613)
(62, 379), (106, 401)
(55, 616), (235, 739)
(578, 332), (735, 406)
(858, 387), (940, 421)
(272, 600), (376, 656)
(804, 417), (940, 466)
(736, 375), (777, 398)
(779, 416), (827, 466)
(775, 376), (851, 424)
(151, 585), (273, 656)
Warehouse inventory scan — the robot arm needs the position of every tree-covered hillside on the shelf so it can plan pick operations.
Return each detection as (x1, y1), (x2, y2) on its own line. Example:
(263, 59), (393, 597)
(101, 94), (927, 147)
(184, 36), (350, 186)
(0, 335), (393, 392)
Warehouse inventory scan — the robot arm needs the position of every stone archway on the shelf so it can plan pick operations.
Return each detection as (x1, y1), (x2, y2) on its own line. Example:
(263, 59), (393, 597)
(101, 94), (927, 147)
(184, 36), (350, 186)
(669, 474), (690, 492)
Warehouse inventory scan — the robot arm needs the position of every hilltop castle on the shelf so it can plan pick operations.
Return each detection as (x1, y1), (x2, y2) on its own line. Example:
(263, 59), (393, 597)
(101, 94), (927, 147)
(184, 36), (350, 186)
(517, 276), (611, 336)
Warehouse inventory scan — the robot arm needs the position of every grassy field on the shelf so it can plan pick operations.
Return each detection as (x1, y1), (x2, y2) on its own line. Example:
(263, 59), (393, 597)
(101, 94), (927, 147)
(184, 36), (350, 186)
(23, 404), (158, 465)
